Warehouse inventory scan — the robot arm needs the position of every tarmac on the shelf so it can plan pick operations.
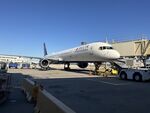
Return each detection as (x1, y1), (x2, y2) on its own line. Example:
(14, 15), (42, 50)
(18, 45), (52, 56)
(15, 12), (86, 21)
(1, 65), (150, 113)
(0, 72), (33, 113)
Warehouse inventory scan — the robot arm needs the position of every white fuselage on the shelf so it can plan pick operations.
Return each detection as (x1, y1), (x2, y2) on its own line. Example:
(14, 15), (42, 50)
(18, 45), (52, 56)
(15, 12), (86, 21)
(44, 42), (120, 62)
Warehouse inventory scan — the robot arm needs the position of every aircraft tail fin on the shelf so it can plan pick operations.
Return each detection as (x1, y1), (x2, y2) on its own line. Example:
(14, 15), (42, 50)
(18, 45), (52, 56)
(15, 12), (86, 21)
(43, 43), (48, 56)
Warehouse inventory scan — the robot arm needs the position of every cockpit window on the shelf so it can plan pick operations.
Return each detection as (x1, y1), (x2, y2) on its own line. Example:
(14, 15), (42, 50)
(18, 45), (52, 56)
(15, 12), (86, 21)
(99, 46), (113, 50)
(103, 47), (106, 49)
(106, 46), (113, 49)
(99, 47), (103, 50)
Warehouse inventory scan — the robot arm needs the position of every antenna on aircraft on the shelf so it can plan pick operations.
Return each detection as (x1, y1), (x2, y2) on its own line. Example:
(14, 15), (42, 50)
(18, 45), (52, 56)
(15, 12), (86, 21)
(105, 36), (108, 43)
(81, 42), (87, 45)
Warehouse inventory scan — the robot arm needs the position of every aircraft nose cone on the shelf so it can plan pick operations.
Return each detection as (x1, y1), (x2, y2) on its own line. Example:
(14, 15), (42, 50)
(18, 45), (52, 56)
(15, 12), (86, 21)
(112, 51), (120, 59)
(116, 52), (120, 59)
(97, 50), (120, 60)
(105, 50), (120, 59)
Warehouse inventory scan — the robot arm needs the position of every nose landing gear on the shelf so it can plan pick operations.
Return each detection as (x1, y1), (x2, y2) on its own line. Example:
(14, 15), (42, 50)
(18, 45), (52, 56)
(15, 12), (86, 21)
(64, 63), (70, 70)
(93, 62), (102, 75)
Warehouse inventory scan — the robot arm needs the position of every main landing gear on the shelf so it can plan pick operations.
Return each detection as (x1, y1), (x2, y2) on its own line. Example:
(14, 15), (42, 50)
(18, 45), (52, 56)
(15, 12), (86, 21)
(64, 62), (70, 70)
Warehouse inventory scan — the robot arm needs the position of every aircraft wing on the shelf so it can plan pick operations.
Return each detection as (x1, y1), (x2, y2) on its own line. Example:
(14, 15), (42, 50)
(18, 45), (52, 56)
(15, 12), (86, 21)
(44, 57), (63, 63)
(0, 54), (41, 59)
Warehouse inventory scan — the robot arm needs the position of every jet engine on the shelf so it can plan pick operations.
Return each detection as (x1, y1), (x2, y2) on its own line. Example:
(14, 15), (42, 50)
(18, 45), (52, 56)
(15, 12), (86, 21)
(39, 59), (50, 68)
(77, 62), (88, 68)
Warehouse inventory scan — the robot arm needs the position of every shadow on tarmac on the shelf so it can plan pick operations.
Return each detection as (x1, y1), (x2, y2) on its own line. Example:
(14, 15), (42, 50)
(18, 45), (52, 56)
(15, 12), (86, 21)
(38, 66), (92, 75)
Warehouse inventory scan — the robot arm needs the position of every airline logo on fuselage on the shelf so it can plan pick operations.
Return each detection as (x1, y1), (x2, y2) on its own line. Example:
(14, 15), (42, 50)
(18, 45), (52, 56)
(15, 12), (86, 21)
(75, 45), (89, 52)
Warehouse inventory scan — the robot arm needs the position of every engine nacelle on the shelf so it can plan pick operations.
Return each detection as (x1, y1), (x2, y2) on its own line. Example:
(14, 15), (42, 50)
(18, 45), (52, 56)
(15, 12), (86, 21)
(77, 62), (88, 68)
(39, 59), (50, 68)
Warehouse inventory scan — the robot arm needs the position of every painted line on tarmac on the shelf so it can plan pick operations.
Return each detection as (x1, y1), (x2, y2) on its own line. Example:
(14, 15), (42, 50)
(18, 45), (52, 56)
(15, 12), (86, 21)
(86, 79), (130, 86)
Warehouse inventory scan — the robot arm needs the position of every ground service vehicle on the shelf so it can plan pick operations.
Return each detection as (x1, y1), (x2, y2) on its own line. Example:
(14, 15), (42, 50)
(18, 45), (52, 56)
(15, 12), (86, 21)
(119, 68), (150, 81)
(9, 63), (18, 69)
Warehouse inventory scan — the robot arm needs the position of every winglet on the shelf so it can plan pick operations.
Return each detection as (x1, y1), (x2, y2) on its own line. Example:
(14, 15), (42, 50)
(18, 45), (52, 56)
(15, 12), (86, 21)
(44, 43), (48, 56)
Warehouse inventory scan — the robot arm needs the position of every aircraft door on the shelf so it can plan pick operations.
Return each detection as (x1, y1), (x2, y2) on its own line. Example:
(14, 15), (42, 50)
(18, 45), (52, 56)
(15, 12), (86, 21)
(90, 46), (93, 55)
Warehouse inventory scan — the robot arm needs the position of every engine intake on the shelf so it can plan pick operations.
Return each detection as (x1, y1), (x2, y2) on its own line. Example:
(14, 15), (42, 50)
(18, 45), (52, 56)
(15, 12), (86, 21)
(77, 62), (88, 68)
(39, 59), (50, 68)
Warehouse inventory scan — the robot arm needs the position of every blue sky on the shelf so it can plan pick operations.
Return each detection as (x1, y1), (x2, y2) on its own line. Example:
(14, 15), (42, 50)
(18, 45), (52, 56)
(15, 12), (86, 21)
(0, 0), (150, 57)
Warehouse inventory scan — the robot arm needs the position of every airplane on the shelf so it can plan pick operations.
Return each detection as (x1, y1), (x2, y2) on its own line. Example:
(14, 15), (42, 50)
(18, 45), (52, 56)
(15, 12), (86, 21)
(39, 42), (120, 73)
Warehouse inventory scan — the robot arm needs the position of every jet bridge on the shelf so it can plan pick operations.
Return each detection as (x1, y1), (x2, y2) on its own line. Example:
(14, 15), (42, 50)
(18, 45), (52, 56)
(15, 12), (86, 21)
(112, 39), (150, 57)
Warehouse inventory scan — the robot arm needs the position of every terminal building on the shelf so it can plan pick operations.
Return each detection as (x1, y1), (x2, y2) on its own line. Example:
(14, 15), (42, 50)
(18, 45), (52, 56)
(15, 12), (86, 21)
(0, 54), (40, 69)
